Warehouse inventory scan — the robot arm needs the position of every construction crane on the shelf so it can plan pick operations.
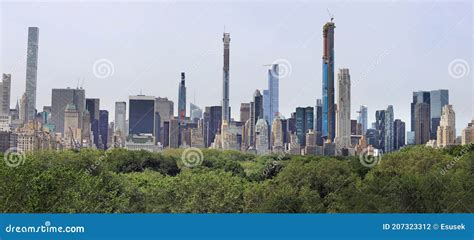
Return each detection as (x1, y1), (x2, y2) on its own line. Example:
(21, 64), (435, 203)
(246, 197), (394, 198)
(327, 8), (334, 22)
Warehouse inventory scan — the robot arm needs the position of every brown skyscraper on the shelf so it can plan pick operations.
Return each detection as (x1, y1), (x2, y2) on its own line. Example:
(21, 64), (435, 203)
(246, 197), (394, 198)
(414, 102), (430, 144)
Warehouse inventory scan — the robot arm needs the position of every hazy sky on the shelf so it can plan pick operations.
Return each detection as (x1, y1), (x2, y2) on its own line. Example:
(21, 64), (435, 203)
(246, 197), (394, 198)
(1, 0), (472, 133)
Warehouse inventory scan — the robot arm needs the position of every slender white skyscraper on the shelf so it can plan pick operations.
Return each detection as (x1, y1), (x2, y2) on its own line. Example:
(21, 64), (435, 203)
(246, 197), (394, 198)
(222, 32), (231, 122)
(336, 68), (351, 148)
(25, 27), (39, 121)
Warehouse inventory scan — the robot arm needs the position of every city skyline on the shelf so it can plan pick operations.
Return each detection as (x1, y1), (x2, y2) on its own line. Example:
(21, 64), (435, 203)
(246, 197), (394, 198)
(1, 1), (472, 131)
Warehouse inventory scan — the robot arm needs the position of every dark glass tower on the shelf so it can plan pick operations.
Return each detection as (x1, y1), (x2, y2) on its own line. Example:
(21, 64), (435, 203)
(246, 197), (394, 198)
(322, 21), (336, 142)
(86, 98), (100, 147)
(129, 96), (155, 136)
(295, 107), (314, 146)
(99, 110), (109, 149)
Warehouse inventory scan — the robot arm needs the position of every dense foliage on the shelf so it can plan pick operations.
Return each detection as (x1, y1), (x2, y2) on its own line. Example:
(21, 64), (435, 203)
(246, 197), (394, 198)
(1, 145), (472, 213)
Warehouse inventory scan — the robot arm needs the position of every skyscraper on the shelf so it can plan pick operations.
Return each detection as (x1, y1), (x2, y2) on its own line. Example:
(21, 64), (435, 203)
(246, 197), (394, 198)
(115, 101), (126, 136)
(267, 64), (279, 127)
(205, 106), (222, 147)
(0, 74), (11, 116)
(51, 88), (85, 134)
(129, 95), (155, 136)
(240, 103), (251, 123)
(414, 102), (430, 145)
(336, 68), (351, 148)
(249, 90), (263, 147)
(394, 119), (406, 150)
(178, 72), (186, 124)
(384, 105), (394, 153)
(375, 110), (386, 151)
(271, 116), (283, 151)
(295, 107), (314, 146)
(189, 102), (202, 123)
(411, 91), (430, 132)
(322, 21), (336, 142)
(25, 27), (39, 121)
(315, 99), (323, 146)
(263, 89), (270, 124)
(86, 98), (100, 147)
(437, 105), (455, 147)
(99, 110), (109, 149)
(430, 89), (449, 139)
(357, 105), (368, 135)
(222, 32), (231, 122)
(155, 97), (174, 127)
(255, 118), (269, 155)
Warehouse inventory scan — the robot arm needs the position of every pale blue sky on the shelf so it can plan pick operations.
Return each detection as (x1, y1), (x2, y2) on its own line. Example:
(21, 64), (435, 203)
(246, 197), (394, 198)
(1, 0), (472, 132)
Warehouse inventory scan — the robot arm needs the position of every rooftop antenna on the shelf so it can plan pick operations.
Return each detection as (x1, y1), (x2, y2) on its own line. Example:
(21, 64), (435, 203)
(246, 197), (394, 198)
(327, 8), (334, 22)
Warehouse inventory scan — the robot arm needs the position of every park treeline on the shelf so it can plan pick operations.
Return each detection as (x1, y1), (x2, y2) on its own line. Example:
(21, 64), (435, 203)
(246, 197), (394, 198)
(1, 145), (472, 213)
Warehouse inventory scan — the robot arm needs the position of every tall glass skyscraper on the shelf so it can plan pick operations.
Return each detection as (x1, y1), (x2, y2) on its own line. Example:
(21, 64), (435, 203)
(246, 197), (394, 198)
(322, 21), (336, 142)
(263, 90), (270, 124)
(25, 27), (39, 121)
(295, 107), (314, 146)
(430, 89), (449, 139)
(268, 64), (279, 127)
(129, 95), (155, 136)
(357, 105), (368, 135)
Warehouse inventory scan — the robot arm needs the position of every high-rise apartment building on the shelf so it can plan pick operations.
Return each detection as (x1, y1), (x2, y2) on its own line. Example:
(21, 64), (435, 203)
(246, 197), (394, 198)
(25, 27), (39, 121)
(322, 21), (336, 142)
(384, 105), (394, 153)
(178, 72), (186, 124)
(437, 104), (455, 147)
(375, 110), (385, 151)
(0, 74), (11, 115)
(336, 68), (351, 148)
(222, 32), (231, 122)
